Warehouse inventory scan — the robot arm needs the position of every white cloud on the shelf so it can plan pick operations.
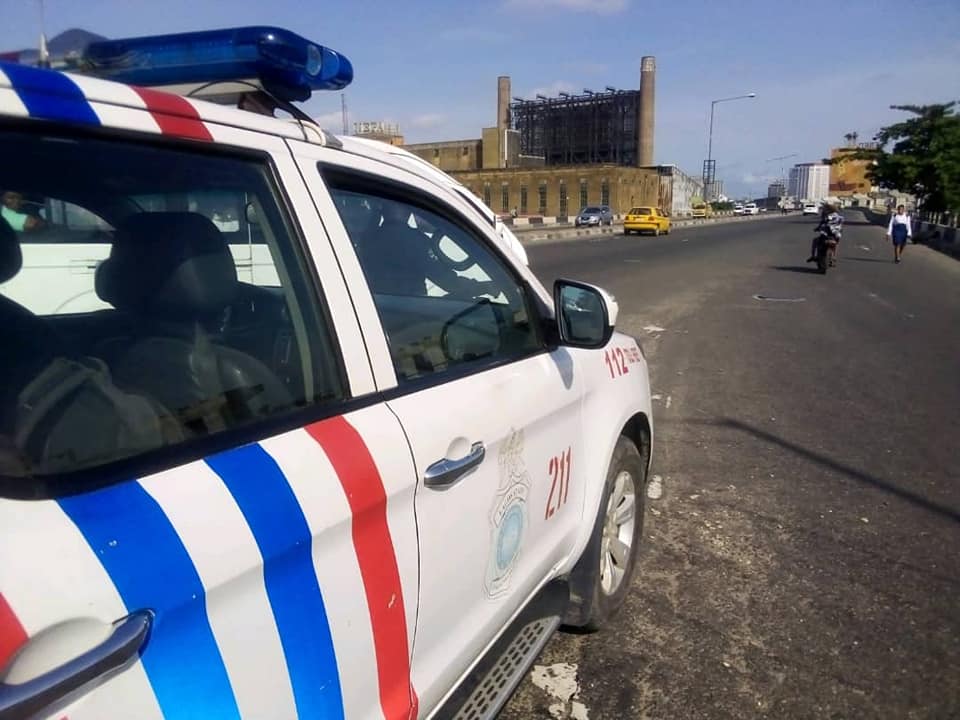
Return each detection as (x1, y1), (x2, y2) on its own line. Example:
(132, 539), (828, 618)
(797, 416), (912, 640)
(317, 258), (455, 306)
(527, 80), (577, 99)
(409, 113), (447, 129)
(504, 0), (627, 13)
(311, 111), (344, 132)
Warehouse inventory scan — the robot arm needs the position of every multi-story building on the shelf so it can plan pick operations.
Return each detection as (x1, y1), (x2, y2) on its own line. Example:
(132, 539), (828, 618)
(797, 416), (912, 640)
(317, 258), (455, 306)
(788, 163), (830, 202)
(767, 181), (786, 198)
(829, 146), (875, 198)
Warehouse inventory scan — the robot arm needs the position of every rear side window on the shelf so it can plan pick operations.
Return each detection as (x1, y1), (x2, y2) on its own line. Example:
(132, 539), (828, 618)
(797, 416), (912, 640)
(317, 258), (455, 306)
(632, 207), (652, 215)
(0, 129), (343, 488)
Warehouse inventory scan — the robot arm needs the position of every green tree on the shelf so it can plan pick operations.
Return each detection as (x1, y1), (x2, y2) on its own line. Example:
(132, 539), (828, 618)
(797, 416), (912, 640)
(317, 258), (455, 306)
(831, 103), (960, 213)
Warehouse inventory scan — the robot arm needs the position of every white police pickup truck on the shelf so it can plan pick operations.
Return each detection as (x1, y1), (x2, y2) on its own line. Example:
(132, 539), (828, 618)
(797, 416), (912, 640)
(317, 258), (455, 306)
(0, 27), (653, 720)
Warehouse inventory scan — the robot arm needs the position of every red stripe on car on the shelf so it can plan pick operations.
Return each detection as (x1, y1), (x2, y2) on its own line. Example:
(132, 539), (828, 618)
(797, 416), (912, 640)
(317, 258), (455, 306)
(305, 416), (416, 720)
(132, 87), (214, 142)
(0, 592), (28, 668)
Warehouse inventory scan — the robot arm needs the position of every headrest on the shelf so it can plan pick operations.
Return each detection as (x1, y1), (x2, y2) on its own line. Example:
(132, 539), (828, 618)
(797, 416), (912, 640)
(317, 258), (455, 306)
(96, 212), (237, 316)
(0, 217), (22, 284)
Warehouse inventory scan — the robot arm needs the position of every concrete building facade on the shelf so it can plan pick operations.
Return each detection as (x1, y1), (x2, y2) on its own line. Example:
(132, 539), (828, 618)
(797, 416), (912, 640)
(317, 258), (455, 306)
(405, 139), (484, 172)
(788, 163), (830, 202)
(452, 165), (661, 220)
(650, 164), (703, 216)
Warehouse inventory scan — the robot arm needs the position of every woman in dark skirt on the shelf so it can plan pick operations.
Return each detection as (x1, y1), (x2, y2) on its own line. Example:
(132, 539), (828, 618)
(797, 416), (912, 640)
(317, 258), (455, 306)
(887, 204), (912, 263)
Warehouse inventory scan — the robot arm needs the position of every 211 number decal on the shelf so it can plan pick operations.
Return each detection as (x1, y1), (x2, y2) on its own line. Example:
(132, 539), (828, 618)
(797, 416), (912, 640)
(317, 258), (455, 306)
(545, 447), (572, 520)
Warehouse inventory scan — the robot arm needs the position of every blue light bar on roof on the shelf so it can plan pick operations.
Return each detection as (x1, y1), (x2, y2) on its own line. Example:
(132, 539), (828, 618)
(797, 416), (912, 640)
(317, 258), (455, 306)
(81, 26), (352, 101)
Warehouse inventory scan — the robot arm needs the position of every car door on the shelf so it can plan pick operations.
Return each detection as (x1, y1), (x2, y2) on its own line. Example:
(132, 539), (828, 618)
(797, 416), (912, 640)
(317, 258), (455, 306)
(0, 121), (419, 720)
(290, 144), (590, 714)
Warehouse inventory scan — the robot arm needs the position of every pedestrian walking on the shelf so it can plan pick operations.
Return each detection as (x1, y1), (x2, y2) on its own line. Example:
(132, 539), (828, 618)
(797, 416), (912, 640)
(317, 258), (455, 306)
(887, 204), (911, 263)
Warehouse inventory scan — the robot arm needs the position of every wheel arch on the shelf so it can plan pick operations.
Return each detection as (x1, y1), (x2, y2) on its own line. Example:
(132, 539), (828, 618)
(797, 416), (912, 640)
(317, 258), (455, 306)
(620, 412), (652, 481)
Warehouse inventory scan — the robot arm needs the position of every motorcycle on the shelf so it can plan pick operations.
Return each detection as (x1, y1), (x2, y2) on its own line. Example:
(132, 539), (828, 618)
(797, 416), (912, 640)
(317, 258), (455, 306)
(812, 227), (838, 274)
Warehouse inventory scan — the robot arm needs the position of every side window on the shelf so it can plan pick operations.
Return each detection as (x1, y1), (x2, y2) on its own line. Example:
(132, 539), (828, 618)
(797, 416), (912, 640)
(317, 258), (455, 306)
(326, 179), (542, 382)
(0, 129), (343, 485)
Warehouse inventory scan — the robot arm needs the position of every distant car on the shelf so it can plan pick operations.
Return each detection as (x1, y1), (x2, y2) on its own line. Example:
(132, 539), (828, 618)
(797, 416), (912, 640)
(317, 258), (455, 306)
(802, 203), (819, 215)
(691, 201), (711, 219)
(733, 204), (745, 215)
(575, 205), (614, 227)
(624, 206), (671, 236)
(743, 203), (759, 216)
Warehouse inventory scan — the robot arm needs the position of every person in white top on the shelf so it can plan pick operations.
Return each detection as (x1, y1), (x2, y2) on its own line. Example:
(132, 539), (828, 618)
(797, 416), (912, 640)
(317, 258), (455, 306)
(887, 204), (912, 264)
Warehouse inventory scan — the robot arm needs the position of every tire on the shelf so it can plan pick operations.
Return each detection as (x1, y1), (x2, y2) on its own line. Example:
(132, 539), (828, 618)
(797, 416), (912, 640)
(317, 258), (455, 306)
(564, 436), (646, 630)
(817, 253), (828, 274)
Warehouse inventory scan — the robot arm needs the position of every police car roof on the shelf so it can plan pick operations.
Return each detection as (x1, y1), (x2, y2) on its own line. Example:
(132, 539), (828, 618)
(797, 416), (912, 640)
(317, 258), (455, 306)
(0, 61), (339, 147)
(0, 63), (481, 204)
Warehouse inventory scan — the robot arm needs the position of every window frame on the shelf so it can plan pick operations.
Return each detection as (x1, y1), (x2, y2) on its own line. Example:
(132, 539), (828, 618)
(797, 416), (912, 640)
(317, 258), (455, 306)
(317, 163), (552, 397)
(0, 120), (354, 499)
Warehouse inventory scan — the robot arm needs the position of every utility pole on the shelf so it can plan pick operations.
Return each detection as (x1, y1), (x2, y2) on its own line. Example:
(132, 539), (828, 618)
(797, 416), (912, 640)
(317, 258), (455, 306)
(341, 93), (348, 135)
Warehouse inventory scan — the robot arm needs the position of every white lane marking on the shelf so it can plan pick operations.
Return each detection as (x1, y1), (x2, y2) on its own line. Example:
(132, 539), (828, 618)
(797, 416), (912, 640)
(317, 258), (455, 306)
(531, 663), (590, 720)
(647, 475), (664, 500)
(752, 294), (806, 302)
(665, 395), (672, 409)
(859, 245), (872, 251)
(643, 324), (666, 333)
(651, 393), (663, 401)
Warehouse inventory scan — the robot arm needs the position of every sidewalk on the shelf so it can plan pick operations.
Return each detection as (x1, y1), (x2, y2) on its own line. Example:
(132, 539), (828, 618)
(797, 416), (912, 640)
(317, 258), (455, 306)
(862, 208), (960, 260)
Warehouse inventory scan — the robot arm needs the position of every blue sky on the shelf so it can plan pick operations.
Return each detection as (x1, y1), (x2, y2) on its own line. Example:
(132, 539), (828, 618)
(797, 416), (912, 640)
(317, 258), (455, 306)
(3, 0), (959, 198)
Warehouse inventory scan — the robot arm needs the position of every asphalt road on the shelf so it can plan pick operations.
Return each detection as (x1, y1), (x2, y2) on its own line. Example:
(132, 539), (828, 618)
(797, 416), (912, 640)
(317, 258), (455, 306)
(500, 212), (960, 720)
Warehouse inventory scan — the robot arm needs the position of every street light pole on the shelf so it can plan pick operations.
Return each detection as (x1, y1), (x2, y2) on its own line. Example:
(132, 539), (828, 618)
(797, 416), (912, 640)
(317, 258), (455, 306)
(704, 93), (756, 200)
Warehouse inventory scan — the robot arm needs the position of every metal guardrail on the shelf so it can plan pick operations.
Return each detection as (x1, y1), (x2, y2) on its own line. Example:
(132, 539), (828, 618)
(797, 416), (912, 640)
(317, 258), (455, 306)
(513, 212), (783, 244)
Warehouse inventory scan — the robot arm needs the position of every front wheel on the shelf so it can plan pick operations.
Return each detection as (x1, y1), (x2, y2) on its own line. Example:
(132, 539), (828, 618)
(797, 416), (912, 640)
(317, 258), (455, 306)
(564, 436), (646, 630)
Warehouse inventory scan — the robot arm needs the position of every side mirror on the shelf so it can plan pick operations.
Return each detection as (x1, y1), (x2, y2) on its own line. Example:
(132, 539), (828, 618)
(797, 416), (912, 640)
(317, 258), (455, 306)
(553, 279), (617, 348)
(441, 299), (501, 363)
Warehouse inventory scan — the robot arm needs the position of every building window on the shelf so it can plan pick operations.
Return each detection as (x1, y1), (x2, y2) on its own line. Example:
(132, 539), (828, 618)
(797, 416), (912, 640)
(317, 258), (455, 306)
(483, 183), (491, 208)
(538, 183), (547, 215)
(501, 184), (509, 213)
(579, 180), (588, 210)
(559, 182), (567, 217)
(520, 185), (528, 215)
(462, 146), (469, 156)
(433, 148), (440, 158)
(600, 179), (610, 207)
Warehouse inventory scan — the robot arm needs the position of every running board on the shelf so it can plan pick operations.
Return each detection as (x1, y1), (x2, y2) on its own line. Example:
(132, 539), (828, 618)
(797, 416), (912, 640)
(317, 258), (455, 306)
(437, 581), (568, 720)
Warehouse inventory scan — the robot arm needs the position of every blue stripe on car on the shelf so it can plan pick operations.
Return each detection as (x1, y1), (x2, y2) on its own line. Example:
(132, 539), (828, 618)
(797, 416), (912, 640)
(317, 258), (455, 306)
(59, 481), (241, 720)
(1, 62), (100, 126)
(206, 444), (346, 720)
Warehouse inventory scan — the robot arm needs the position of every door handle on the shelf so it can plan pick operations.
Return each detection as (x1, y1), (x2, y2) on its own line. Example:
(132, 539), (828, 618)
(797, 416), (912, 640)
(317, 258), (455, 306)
(0, 610), (152, 720)
(424, 442), (485, 489)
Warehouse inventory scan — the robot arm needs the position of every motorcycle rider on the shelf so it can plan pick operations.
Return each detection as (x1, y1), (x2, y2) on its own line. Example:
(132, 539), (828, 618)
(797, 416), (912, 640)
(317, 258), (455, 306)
(807, 202), (843, 264)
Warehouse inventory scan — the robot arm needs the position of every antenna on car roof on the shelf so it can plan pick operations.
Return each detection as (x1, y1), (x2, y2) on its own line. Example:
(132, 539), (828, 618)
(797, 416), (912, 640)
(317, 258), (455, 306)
(186, 79), (312, 142)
